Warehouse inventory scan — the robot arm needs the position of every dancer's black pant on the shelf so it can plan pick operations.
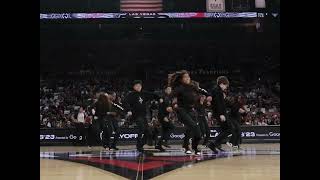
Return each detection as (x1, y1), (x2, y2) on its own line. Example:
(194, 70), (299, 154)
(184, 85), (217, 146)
(92, 117), (110, 148)
(74, 122), (87, 145)
(102, 119), (114, 148)
(230, 118), (241, 146)
(157, 119), (174, 146)
(135, 116), (149, 150)
(147, 126), (160, 146)
(198, 115), (210, 145)
(86, 124), (95, 147)
(73, 122), (95, 147)
(99, 116), (119, 149)
(177, 107), (202, 150)
(109, 117), (120, 148)
(211, 118), (233, 147)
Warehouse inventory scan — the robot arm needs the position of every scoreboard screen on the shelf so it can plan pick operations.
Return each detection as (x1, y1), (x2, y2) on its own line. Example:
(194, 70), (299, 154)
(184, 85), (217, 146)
(40, 0), (264, 13)
(40, 0), (279, 19)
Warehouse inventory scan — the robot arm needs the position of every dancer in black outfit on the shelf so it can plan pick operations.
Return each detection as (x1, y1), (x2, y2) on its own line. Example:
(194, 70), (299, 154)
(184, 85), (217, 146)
(146, 100), (161, 147)
(123, 80), (160, 152)
(91, 93), (113, 150)
(170, 70), (208, 155)
(208, 76), (234, 154)
(196, 95), (210, 146)
(156, 86), (175, 152)
(226, 95), (247, 151)
(107, 91), (125, 150)
(147, 116), (161, 147)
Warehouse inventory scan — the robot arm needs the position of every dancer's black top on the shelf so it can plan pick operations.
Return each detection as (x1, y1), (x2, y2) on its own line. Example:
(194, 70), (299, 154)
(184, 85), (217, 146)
(93, 100), (110, 118)
(227, 98), (246, 121)
(158, 93), (172, 120)
(227, 100), (240, 120)
(172, 84), (208, 109)
(211, 86), (227, 119)
(123, 91), (159, 118)
(195, 102), (206, 117)
(107, 102), (125, 118)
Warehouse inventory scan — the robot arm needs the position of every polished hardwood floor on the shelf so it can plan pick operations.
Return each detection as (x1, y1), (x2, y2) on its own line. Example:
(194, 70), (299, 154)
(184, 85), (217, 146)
(40, 143), (280, 180)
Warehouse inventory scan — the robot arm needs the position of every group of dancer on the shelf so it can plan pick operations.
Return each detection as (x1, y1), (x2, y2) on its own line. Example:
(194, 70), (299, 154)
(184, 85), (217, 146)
(83, 70), (247, 155)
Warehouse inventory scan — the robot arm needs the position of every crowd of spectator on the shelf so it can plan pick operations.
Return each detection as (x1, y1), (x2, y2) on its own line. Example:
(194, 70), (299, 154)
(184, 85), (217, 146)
(40, 72), (280, 129)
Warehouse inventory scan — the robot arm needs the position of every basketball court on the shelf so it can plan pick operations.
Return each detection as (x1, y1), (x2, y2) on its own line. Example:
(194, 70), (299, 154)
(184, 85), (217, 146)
(40, 143), (279, 180)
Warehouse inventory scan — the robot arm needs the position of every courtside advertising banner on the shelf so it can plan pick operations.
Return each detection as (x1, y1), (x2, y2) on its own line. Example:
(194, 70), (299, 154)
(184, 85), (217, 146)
(40, 126), (280, 145)
(207, 0), (225, 12)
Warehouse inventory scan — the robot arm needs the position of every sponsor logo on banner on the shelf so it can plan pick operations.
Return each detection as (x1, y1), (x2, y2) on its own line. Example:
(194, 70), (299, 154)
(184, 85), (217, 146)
(45, 13), (71, 19)
(40, 134), (76, 140)
(255, 133), (268, 137)
(128, 12), (157, 16)
(119, 134), (138, 139)
(55, 136), (68, 140)
(170, 133), (185, 139)
(69, 134), (77, 139)
(40, 135), (55, 140)
(241, 132), (256, 137)
(207, 0), (225, 12)
(269, 132), (280, 137)
(168, 13), (202, 18)
(72, 13), (116, 19)
(40, 126), (280, 145)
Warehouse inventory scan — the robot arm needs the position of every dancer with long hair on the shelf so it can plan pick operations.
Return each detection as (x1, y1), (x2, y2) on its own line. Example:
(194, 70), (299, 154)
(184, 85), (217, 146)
(169, 70), (208, 155)
(92, 93), (113, 150)
(106, 91), (125, 150)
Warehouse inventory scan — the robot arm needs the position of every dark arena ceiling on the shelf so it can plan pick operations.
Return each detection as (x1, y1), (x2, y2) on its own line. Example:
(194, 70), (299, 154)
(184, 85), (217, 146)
(40, 0), (279, 71)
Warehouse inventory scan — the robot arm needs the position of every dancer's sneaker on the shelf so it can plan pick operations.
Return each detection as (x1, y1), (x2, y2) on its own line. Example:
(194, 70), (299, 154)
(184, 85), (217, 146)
(155, 145), (165, 152)
(226, 142), (233, 148)
(232, 146), (241, 155)
(194, 149), (201, 155)
(208, 143), (219, 154)
(185, 147), (192, 155)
